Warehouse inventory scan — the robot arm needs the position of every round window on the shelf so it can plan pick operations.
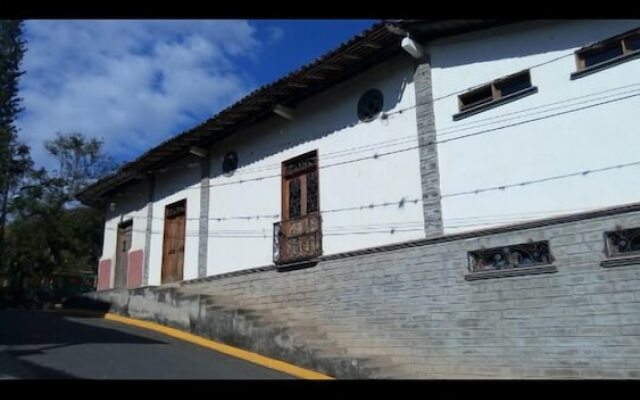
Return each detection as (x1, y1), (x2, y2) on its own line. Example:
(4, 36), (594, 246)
(357, 89), (384, 122)
(222, 151), (238, 175)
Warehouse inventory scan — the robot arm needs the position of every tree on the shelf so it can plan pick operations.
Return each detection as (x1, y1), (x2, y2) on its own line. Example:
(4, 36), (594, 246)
(6, 133), (117, 304)
(0, 20), (27, 273)
(45, 132), (117, 203)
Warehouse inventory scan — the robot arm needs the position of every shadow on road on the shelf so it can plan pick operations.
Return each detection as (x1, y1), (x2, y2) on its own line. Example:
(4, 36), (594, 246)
(0, 350), (78, 379)
(0, 309), (167, 379)
(0, 309), (167, 347)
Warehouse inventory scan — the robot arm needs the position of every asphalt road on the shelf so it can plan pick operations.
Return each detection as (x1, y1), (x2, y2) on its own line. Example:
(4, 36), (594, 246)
(0, 309), (294, 379)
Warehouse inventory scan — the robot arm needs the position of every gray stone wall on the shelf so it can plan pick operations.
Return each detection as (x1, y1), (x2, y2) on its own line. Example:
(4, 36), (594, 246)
(91, 205), (640, 378)
(143, 174), (155, 287)
(198, 158), (211, 278)
(413, 56), (443, 237)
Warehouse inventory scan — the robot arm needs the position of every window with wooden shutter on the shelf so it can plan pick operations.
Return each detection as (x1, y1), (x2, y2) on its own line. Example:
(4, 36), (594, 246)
(572, 27), (640, 79)
(274, 150), (322, 265)
(454, 70), (537, 121)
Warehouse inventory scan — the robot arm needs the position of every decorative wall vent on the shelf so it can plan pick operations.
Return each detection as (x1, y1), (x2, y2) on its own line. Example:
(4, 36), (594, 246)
(466, 241), (555, 280)
(604, 227), (640, 257)
(222, 151), (238, 175)
(601, 227), (640, 268)
(357, 89), (384, 122)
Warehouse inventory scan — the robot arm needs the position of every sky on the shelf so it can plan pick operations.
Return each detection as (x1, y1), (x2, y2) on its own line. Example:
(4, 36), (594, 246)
(16, 19), (377, 170)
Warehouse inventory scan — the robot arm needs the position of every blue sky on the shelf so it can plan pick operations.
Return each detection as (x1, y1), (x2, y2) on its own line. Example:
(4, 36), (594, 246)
(17, 19), (377, 169)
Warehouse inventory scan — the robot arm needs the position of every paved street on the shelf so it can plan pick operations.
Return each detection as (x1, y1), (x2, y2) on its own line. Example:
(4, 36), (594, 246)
(0, 309), (293, 379)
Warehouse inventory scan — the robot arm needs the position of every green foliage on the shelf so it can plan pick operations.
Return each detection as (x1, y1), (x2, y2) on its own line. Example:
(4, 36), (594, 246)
(5, 133), (116, 301)
(45, 132), (118, 200)
(0, 21), (116, 303)
(0, 20), (26, 137)
(0, 20), (28, 192)
(0, 19), (28, 286)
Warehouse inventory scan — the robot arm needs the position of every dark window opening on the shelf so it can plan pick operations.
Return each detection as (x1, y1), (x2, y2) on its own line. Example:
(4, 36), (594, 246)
(495, 71), (532, 97)
(456, 70), (533, 116)
(625, 35), (640, 52)
(459, 86), (493, 111)
(575, 28), (640, 73)
(582, 43), (624, 68)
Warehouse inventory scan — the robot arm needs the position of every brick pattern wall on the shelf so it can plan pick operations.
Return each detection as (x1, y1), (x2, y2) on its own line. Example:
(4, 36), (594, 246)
(176, 207), (640, 378)
(413, 56), (443, 237)
(198, 158), (210, 278)
(143, 175), (155, 287)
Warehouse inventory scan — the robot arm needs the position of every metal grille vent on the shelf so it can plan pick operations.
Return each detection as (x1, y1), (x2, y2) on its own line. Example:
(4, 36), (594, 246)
(222, 151), (238, 175)
(357, 89), (384, 122)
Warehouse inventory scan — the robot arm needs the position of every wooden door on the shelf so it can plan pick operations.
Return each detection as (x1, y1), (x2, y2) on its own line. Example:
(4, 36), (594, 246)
(114, 220), (132, 289)
(162, 200), (186, 284)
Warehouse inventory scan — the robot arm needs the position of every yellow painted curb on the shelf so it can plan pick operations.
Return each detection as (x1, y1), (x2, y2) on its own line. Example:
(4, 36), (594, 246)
(89, 311), (334, 380)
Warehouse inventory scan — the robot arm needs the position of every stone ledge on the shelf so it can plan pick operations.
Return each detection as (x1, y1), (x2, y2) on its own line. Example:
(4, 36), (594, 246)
(600, 255), (640, 269)
(465, 265), (558, 281)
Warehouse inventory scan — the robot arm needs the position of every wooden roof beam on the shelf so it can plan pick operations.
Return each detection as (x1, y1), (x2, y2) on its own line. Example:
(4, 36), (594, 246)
(286, 82), (309, 88)
(305, 74), (325, 80)
(363, 42), (383, 49)
(317, 64), (343, 71)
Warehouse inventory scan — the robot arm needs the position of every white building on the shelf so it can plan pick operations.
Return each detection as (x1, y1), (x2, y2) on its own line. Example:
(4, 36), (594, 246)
(78, 20), (640, 290)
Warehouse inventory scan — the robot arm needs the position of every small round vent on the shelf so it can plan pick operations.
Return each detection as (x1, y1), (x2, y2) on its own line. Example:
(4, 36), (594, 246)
(222, 151), (238, 175)
(357, 89), (384, 122)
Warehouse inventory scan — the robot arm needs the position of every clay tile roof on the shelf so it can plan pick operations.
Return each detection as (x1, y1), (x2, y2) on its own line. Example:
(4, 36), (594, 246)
(77, 20), (514, 206)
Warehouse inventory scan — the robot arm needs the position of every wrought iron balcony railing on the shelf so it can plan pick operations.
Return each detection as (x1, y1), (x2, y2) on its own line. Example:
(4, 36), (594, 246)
(273, 212), (322, 265)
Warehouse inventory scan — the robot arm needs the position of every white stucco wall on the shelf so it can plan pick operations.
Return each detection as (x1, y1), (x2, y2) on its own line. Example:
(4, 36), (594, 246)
(205, 56), (424, 275)
(100, 55), (425, 282)
(428, 20), (640, 234)
(146, 155), (202, 285)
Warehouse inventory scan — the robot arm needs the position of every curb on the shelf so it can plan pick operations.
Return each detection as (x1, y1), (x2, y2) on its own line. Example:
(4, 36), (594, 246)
(56, 309), (335, 380)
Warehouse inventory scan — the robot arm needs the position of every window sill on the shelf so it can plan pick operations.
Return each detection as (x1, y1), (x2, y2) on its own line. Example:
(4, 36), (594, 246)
(453, 86), (538, 121)
(600, 254), (640, 268)
(465, 264), (557, 281)
(571, 50), (640, 80)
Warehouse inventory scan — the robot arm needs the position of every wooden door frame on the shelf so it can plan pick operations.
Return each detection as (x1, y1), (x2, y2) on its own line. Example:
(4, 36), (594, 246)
(161, 199), (187, 284)
(115, 220), (133, 289)
(281, 150), (320, 221)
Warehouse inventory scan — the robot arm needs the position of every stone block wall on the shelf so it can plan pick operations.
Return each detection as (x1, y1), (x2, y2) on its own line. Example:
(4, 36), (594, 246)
(88, 204), (640, 378)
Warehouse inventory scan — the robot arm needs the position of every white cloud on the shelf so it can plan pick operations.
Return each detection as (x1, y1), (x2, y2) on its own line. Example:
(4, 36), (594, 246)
(17, 20), (270, 169)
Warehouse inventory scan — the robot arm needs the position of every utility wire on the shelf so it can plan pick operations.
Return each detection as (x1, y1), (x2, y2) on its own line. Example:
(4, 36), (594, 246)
(111, 157), (640, 227)
(132, 89), (640, 193)
(188, 80), (640, 178)
(140, 50), (582, 178)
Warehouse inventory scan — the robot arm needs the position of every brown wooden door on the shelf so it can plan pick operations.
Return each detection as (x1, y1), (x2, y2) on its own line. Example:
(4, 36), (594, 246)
(162, 200), (186, 284)
(115, 221), (132, 289)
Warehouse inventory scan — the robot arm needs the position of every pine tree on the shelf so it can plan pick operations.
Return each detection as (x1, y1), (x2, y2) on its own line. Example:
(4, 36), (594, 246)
(0, 20), (27, 274)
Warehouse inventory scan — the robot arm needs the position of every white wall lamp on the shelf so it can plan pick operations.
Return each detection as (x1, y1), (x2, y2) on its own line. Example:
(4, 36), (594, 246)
(401, 36), (425, 59)
(189, 146), (208, 158)
(273, 104), (296, 120)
